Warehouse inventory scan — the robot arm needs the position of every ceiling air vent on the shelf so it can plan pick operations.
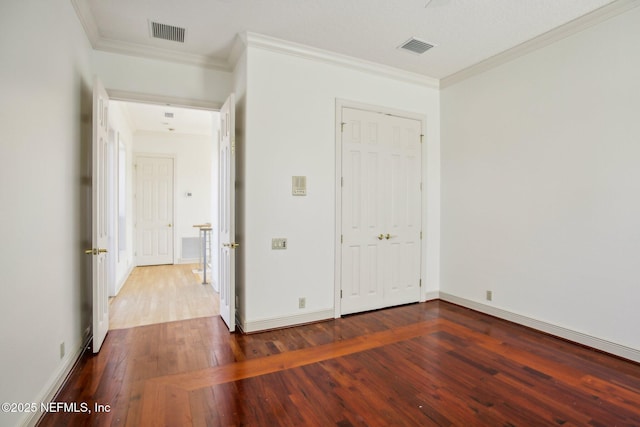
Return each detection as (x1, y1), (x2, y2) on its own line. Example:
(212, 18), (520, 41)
(398, 37), (434, 55)
(150, 21), (186, 43)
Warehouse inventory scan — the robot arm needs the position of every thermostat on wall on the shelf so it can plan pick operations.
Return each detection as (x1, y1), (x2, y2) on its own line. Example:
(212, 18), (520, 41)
(292, 176), (307, 196)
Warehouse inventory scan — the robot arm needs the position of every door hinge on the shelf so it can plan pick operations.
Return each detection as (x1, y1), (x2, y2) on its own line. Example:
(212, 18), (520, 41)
(341, 177), (344, 187)
(341, 122), (346, 132)
(340, 290), (343, 298)
(420, 231), (423, 239)
(419, 279), (422, 287)
(341, 235), (343, 244)
(420, 182), (423, 191)
(420, 134), (424, 143)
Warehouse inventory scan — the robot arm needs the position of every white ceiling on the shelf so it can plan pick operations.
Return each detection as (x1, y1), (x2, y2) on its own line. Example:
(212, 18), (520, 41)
(114, 100), (216, 136)
(83, 0), (628, 131)
(79, 0), (619, 80)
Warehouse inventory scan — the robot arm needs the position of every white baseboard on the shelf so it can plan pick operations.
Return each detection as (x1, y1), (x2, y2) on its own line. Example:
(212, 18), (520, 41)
(439, 292), (640, 364)
(114, 263), (135, 295)
(422, 291), (440, 301)
(22, 334), (91, 427)
(177, 258), (199, 265)
(240, 309), (335, 333)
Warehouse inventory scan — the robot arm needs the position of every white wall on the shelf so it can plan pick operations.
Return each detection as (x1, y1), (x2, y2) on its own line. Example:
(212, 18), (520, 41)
(441, 6), (640, 352)
(0, 1), (94, 426)
(134, 130), (216, 266)
(239, 45), (440, 330)
(93, 51), (233, 107)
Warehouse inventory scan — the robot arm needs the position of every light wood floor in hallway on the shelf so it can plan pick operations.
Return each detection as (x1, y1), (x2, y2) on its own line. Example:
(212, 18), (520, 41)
(109, 264), (219, 330)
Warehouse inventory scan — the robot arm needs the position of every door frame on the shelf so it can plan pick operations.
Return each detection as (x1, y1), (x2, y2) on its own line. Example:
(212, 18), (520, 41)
(334, 99), (428, 318)
(97, 89), (229, 333)
(133, 152), (177, 266)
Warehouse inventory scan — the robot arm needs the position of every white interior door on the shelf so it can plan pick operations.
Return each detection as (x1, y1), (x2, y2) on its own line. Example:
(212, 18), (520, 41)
(341, 108), (385, 314)
(218, 94), (236, 332)
(90, 77), (110, 352)
(340, 107), (422, 315)
(135, 155), (174, 266)
(384, 114), (422, 307)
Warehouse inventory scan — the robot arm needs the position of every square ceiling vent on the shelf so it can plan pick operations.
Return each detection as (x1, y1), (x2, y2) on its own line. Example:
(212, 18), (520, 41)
(398, 37), (434, 55)
(149, 21), (186, 43)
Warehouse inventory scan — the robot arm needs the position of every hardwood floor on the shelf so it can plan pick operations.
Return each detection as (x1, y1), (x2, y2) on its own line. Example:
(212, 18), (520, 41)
(109, 264), (219, 330)
(39, 301), (640, 426)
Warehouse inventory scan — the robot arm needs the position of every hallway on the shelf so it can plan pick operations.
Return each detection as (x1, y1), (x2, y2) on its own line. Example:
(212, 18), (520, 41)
(109, 264), (219, 330)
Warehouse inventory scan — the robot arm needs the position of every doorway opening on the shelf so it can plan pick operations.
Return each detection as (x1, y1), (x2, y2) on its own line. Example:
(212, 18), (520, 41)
(105, 99), (221, 329)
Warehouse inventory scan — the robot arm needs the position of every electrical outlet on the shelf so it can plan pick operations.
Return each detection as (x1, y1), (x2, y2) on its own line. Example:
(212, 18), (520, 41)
(298, 297), (306, 309)
(486, 290), (493, 301)
(60, 342), (65, 359)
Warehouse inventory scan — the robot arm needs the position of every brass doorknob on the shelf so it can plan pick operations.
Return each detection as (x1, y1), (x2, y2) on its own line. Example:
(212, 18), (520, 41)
(223, 242), (240, 249)
(168, 224), (172, 227)
(84, 248), (108, 255)
(385, 234), (391, 240)
(377, 234), (384, 240)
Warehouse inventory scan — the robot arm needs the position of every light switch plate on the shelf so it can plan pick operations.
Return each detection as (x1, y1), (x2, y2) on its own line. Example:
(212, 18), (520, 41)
(272, 238), (287, 250)
(292, 176), (307, 196)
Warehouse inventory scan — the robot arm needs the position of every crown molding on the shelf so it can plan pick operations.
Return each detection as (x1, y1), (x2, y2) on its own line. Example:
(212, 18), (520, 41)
(73, 0), (635, 90)
(70, 0), (231, 71)
(94, 38), (231, 71)
(440, 0), (640, 88)
(227, 32), (248, 71)
(70, 0), (99, 46)
(243, 32), (440, 89)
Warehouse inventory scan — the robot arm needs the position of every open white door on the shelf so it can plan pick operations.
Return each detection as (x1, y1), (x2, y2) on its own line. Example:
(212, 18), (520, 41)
(88, 77), (110, 352)
(218, 94), (236, 332)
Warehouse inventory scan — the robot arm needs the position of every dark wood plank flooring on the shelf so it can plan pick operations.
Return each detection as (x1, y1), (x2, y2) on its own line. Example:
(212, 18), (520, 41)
(38, 301), (640, 426)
